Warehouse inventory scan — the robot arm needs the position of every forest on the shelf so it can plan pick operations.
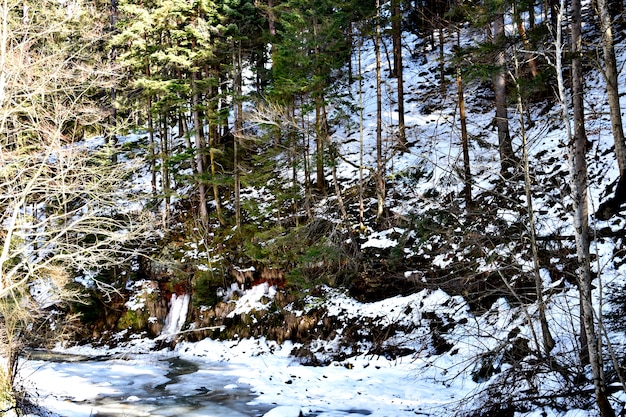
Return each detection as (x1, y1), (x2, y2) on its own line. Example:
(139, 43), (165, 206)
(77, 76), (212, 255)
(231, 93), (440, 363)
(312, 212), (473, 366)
(2, 0), (626, 416)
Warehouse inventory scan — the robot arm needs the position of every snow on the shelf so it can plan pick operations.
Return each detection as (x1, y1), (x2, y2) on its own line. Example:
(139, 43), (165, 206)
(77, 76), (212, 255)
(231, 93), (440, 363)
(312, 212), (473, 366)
(21, 290), (479, 417)
(226, 282), (277, 318)
(17, 282), (624, 417)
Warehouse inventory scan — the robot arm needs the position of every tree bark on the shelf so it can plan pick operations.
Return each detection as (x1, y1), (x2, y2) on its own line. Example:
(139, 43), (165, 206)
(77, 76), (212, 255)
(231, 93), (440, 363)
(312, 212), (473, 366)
(557, 1), (616, 414)
(0, 0), (6, 112)
(514, 2), (539, 78)
(595, 0), (626, 219)
(375, 0), (385, 219)
(492, 12), (515, 174)
(233, 42), (243, 230)
(513, 50), (554, 354)
(107, 0), (119, 149)
(191, 71), (209, 229)
(456, 67), (472, 209)
(160, 116), (171, 227)
(357, 32), (365, 228)
(391, 0), (407, 148)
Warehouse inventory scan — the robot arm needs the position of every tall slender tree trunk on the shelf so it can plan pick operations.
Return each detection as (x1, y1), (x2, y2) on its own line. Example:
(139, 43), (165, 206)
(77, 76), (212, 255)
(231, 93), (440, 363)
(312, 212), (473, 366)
(492, 12), (515, 174)
(556, 2), (616, 415)
(208, 64), (224, 226)
(0, 0), (7, 113)
(595, 0), (626, 219)
(300, 100), (313, 219)
(513, 49), (554, 355)
(233, 42), (243, 230)
(160, 116), (171, 227)
(107, 0), (119, 149)
(191, 71), (209, 228)
(375, 0), (385, 219)
(391, 0), (406, 147)
(456, 66), (472, 209)
(570, 0), (589, 365)
(312, 18), (326, 194)
(147, 98), (157, 195)
(357, 31), (365, 229)
(514, 3), (539, 78)
(438, 26), (446, 96)
(267, 0), (276, 36)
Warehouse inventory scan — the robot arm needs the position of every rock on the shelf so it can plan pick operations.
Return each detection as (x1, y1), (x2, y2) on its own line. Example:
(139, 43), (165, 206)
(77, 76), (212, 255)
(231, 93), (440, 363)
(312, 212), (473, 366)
(262, 405), (302, 417)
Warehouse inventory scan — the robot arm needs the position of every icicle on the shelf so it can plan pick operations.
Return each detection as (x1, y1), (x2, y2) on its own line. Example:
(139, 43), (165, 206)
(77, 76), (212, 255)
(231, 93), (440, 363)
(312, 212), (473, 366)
(159, 293), (190, 341)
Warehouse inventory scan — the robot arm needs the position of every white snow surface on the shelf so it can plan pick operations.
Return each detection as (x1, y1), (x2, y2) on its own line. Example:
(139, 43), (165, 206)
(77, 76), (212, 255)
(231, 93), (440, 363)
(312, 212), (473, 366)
(19, 287), (601, 417)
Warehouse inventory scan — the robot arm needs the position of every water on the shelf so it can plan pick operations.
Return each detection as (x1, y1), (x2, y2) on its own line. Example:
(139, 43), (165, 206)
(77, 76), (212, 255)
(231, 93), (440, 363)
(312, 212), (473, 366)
(160, 294), (191, 341)
(24, 351), (274, 417)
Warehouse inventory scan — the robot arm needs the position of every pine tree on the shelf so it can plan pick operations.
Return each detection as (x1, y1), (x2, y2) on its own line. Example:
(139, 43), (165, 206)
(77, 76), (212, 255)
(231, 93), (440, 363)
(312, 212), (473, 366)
(270, 0), (355, 193)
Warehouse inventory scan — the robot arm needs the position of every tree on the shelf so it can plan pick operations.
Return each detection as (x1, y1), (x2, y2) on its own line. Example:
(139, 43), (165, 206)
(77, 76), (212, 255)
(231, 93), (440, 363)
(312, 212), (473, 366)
(114, 0), (230, 228)
(390, 0), (407, 148)
(375, 0), (385, 219)
(511, 47), (554, 355)
(594, 0), (626, 220)
(0, 0), (153, 408)
(491, 5), (516, 174)
(555, 0), (615, 414)
(270, 0), (355, 193)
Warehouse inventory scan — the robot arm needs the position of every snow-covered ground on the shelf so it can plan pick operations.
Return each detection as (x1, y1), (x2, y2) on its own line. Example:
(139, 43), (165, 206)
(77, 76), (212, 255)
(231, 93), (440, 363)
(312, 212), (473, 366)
(20, 287), (615, 417)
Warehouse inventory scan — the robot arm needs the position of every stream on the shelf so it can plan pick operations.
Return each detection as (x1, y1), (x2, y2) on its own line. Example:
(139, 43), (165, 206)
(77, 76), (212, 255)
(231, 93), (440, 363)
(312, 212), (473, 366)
(23, 351), (275, 417)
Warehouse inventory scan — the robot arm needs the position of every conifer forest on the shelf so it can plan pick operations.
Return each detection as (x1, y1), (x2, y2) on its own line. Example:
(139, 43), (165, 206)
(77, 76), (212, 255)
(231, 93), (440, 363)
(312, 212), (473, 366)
(2, 0), (626, 416)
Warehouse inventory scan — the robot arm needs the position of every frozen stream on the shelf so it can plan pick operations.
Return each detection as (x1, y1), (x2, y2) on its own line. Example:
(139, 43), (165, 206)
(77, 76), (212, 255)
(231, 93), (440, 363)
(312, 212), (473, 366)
(22, 351), (275, 416)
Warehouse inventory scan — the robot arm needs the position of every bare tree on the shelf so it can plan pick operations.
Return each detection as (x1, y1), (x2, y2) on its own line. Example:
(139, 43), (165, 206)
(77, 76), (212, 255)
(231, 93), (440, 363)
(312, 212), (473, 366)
(0, 140), (153, 401)
(511, 49), (554, 355)
(594, 0), (626, 220)
(0, 0), (154, 408)
(555, 1), (615, 414)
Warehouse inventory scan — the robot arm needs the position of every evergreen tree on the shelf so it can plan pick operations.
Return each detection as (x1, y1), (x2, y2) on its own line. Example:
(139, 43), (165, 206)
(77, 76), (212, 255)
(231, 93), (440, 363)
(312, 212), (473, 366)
(114, 0), (226, 226)
(270, 0), (356, 193)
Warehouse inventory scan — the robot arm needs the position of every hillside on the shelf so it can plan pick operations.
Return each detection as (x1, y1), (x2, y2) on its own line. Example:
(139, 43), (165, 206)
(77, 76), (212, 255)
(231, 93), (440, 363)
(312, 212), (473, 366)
(5, 1), (626, 417)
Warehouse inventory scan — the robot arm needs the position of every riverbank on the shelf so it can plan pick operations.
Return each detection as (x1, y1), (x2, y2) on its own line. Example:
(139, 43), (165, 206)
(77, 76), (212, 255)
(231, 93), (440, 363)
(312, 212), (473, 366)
(20, 336), (470, 417)
(21, 287), (475, 417)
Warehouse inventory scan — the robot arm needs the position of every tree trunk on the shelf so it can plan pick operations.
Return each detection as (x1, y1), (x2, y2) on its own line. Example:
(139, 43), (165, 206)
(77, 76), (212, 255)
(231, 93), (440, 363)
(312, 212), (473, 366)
(147, 98), (157, 196)
(492, 12), (515, 174)
(107, 0), (119, 150)
(208, 64), (224, 226)
(391, 0), (407, 147)
(556, 2), (616, 414)
(595, 0), (626, 219)
(456, 67), (472, 209)
(439, 26), (446, 96)
(0, 0), (6, 111)
(160, 116), (171, 227)
(513, 50), (554, 355)
(375, 0), (385, 219)
(357, 32), (365, 229)
(233, 42), (243, 230)
(315, 100), (326, 193)
(192, 71), (209, 228)
(514, 2), (539, 78)
(267, 0), (276, 36)
(571, 0), (592, 368)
